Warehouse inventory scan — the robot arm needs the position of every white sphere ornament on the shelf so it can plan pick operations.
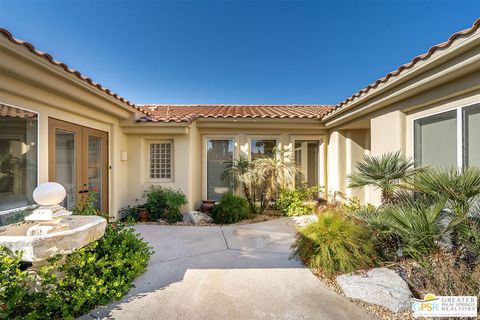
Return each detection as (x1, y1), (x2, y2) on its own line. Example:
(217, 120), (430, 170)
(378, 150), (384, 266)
(33, 182), (67, 206)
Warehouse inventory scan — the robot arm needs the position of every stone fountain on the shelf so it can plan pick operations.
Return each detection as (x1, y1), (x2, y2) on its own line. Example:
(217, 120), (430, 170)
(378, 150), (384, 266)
(0, 182), (107, 263)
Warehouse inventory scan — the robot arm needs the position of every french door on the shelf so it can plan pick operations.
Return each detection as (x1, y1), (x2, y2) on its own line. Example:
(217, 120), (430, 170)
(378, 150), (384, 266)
(48, 118), (108, 213)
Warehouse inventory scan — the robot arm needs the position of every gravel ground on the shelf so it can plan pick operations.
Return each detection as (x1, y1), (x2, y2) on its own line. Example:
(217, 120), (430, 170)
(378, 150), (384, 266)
(136, 210), (285, 226)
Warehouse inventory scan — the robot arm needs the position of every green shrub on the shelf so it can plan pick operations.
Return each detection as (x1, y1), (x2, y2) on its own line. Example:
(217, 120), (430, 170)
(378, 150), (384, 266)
(276, 186), (321, 216)
(0, 223), (154, 319)
(119, 205), (139, 223)
(73, 189), (99, 216)
(211, 192), (251, 224)
(143, 186), (188, 223)
(294, 210), (377, 274)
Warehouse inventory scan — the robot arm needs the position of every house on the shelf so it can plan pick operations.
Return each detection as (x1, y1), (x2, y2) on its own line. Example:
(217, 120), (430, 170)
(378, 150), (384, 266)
(0, 19), (479, 220)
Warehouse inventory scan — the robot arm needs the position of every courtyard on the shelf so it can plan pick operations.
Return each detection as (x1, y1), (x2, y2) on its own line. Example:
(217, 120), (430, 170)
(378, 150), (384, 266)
(83, 218), (372, 320)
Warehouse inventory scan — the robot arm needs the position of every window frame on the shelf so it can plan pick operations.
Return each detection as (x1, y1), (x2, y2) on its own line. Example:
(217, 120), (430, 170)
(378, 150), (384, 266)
(202, 136), (237, 201)
(290, 136), (324, 189)
(412, 102), (480, 169)
(462, 104), (480, 167)
(146, 140), (174, 183)
(248, 136), (279, 161)
(0, 101), (40, 215)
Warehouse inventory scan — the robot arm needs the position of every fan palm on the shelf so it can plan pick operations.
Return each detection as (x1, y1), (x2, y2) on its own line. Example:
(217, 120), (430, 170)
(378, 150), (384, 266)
(221, 156), (259, 212)
(404, 167), (480, 256)
(253, 149), (302, 212)
(348, 150), (418, 205)
(405, 167), (480, 215)
(380, 198), (452, 259)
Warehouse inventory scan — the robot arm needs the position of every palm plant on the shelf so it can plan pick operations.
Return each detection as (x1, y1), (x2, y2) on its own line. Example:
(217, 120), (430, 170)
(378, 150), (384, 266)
(253, 149), (302, 212)
(380, 198), (452, 259)
(348, 150), (419, 205)
(221, 156), (259, 212)
(404, 167), (480, 257)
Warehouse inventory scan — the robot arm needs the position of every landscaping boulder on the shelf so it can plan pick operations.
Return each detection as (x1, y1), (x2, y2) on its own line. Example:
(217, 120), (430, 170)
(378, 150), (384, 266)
(183, 211), (213, 224)
(336, 268), (411, 313)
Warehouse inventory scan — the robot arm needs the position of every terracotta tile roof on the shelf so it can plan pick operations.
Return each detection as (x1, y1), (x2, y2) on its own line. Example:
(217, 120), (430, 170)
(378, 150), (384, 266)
(136, 104), (334, 123)
(0, 28), (153, 117)
(0, 103), (36, 119)
(324, 18), (480, 118)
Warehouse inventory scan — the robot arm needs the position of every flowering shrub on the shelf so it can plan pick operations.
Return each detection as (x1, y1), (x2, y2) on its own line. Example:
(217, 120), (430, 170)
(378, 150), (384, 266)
(0, 224), (153, 319)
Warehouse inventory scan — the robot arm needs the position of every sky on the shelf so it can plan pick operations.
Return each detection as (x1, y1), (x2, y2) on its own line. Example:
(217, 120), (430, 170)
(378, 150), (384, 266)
(0, 0), (478, 105)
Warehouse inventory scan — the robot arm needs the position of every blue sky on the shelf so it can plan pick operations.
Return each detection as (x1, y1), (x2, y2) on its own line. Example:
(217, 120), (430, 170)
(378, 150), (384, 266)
(0, 0), (478, 105)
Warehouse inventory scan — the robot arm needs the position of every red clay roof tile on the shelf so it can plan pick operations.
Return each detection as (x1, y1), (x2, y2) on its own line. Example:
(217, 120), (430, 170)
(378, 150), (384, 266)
(136, 104), (334, 123)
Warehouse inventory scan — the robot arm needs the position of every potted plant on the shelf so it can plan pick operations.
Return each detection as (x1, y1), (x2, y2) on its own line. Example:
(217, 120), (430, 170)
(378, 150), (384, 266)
(137, 206), (149, 222)
(201, 200), (216, 213)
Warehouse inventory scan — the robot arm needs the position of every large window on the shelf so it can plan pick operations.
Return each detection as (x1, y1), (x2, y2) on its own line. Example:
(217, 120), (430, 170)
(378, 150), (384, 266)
(414, 104), (480, 168)
(0, 104), (38, 212)
(250, 139), (276, 160)
(207, 139), (234, 200)
(414, 110), (457, 168)
(149, 142), (172, 180)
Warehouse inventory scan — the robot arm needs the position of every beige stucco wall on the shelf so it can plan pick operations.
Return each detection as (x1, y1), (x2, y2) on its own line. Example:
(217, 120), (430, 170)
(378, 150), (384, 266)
(0, 37), (133, 220)
(324, 34), (479, 206)
(122, 120), (328, 213)
(125, 132), (194, 211)
(326, 129), (370, 203)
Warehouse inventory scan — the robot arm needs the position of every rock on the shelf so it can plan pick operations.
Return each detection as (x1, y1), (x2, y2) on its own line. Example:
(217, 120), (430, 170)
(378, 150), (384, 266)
(183, 211), (213, 224)
(336, 267), (412, 313)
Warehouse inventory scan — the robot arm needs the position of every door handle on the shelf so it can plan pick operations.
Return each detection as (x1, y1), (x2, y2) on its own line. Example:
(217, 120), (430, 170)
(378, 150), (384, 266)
(79, 190), (88, 194)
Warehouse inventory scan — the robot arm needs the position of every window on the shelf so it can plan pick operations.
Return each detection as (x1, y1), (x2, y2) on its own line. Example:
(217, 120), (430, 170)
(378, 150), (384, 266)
(463, 104), (480, 167)
(206, 139), (234, 200)
(414, 110), (457, 168)
(250, 139), (276, 160)
(414, 104), (480, 168)
(0, 103), (38, 212)
(294, 140), (319, 188)
(149, 142), (172, 180)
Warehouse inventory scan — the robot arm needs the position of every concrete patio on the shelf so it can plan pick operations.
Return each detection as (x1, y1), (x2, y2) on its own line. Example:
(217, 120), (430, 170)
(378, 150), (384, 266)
(83, 217), (375, 320)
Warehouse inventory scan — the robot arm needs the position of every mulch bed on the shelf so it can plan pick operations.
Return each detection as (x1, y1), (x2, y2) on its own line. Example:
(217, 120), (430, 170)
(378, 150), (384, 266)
(135, 209), (285, 226)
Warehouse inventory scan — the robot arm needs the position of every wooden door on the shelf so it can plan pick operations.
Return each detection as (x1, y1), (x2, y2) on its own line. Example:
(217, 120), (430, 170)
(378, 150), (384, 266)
(48, 118), (108, 213)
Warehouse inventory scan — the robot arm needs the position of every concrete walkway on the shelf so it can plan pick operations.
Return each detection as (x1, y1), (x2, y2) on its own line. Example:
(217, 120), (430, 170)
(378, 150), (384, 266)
(84, 217), (374, 320)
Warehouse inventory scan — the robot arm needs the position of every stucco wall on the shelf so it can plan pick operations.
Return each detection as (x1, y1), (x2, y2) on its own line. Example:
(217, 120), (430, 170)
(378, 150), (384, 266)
(0, 39), (132, 220)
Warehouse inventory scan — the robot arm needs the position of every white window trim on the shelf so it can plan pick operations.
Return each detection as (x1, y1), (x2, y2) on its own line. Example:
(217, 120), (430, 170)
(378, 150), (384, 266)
(411, 102), (479, 169)
(0, 101), (40, 216)
(145, 140), (174, 183)
(247, 136), (280, 161)
(202, 135), (237, 201)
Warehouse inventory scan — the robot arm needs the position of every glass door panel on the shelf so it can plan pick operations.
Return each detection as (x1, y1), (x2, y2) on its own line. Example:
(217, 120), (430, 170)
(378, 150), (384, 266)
(87, 136), (102, 211)
(55, 130), (77, 210)
(207, 139), (234, 200)
(49, 118), (108, 214)
(83, 128), (108, 214)
(294, 140), (319, 189)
